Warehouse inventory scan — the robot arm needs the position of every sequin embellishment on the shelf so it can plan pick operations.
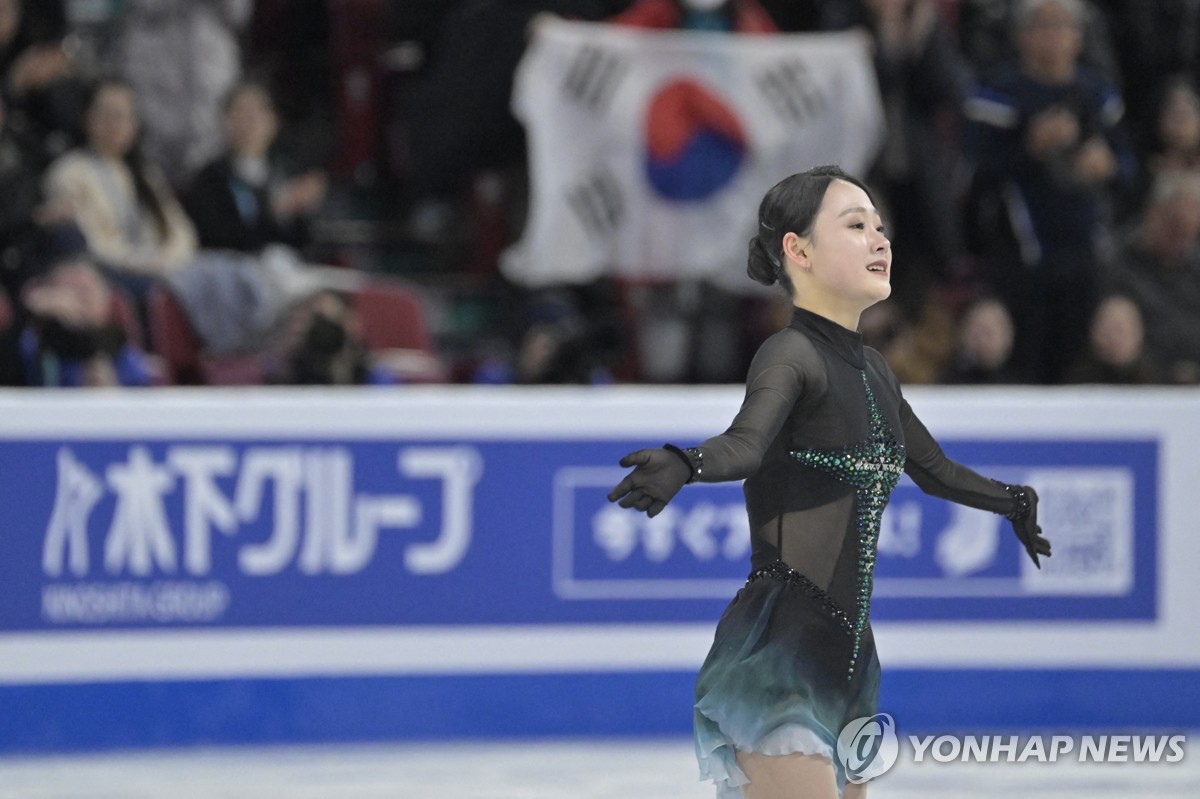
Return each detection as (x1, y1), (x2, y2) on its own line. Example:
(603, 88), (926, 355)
(788, 370), (906, 679)
(746, 560), (852, 634)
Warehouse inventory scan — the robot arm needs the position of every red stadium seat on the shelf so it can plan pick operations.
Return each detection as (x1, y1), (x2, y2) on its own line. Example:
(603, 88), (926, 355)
(350, 280), (448, 383)
(108, 285), (145, 350)
(148, 279), (446, 385)
(146, 284), (265, 386)
(146, 283), (203, 384)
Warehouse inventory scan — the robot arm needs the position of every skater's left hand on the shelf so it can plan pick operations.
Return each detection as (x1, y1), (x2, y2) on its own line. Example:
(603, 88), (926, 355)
(1010, 485), (1052, 569)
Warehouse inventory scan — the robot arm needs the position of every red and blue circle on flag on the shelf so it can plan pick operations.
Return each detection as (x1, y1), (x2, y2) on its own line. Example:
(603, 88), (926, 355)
(643, 77), (748, 202)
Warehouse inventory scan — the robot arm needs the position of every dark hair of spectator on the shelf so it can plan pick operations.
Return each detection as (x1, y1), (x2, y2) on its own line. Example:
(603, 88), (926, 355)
(1012, 0), (1084, 31)
(85, 78), (170, 240)
(747, 165), (876, 295)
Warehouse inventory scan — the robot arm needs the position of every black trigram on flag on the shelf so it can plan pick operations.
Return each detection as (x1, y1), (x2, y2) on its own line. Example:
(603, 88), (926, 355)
(561, 44), (627, 111)
(755, 59), (827, 124)
(567, 170), (624, 239)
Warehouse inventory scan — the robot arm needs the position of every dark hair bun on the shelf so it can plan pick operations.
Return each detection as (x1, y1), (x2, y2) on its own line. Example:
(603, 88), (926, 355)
(746, 236), (778, 287)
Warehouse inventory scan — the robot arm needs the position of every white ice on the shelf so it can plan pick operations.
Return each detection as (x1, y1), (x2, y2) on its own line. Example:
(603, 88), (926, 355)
(0, 737), (1196, 799)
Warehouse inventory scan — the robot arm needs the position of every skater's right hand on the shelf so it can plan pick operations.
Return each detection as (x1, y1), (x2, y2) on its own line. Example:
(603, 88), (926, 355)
(607, 447), (693, 518)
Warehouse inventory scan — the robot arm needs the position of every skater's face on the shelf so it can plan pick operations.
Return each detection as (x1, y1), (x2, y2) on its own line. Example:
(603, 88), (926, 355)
(783, 179), (892, 309)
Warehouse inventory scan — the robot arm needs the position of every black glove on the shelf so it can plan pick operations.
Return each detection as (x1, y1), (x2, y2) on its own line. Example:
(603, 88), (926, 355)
(1007, 484), (1052, 569)
(607, 446), (694, 517)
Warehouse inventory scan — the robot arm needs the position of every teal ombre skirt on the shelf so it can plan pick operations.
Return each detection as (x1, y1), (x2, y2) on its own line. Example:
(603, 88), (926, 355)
(693, 563), (881, 798)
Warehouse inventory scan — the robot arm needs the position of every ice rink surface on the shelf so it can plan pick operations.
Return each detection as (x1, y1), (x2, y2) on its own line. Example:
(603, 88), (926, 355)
(0, 737), (1196, 799)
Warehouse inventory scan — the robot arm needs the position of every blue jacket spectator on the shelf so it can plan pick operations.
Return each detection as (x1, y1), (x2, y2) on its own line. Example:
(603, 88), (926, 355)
(964, 0), (1136, 383)
(18, 256), (153, 387)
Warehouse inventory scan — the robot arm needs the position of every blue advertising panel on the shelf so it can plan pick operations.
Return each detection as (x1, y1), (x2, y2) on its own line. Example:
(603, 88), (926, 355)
(0, 436), (1157, 633)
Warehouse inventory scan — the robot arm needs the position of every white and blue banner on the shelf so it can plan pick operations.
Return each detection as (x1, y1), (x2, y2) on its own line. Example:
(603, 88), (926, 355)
(0, 387), (1195, 751)
(503, 19), (884, 290)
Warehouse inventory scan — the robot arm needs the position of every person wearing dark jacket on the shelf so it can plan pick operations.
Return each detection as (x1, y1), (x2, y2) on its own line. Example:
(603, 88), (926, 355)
(183, 80), (326, 254)
(964, 0), (1136, 383)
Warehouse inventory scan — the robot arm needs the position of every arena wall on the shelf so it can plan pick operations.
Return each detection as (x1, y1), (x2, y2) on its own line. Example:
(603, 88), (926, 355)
(0, 386), (1194, 752)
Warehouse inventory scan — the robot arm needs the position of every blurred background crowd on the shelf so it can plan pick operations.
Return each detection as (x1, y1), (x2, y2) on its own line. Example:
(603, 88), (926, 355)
(1, 0), (1198, 388)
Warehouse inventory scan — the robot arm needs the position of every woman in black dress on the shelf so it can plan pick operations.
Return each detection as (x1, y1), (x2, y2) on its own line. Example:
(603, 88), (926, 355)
(608, 165), (1051, 799)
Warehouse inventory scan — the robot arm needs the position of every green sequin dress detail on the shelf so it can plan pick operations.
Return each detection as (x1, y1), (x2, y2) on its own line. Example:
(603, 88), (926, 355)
(789, 370), (906, 679)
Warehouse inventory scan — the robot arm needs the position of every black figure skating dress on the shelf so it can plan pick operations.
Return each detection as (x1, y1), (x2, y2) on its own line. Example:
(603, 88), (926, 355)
(691, 306), (1024, 797)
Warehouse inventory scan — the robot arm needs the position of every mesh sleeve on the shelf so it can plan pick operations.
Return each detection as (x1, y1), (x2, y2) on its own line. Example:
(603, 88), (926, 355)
(692, 330), (820, 483)
(899, 398), (1016, 515)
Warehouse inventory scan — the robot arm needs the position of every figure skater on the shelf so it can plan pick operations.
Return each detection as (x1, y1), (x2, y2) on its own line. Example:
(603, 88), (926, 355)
(608, 165), (1051, 799)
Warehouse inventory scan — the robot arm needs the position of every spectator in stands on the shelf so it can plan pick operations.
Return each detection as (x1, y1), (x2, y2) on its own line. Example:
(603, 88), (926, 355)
(0, 0), (82, 156)
(511, 287), (620, 385)
(964, 0), (1135, 383)
(18, 255), (153, 386)
(1063, 293), (1159, 383)
(1150, 77), (1200, 172)
(608, 0), (777, 384)
(957, 0), (1119, 83)
(245, 0), (337, 178)
(401, 0), (625, 201)
(1107, 172), (1200, 384)
(1100, 0), (1200, 150)
(42, 78), (196, 302)
(184, 80), (328, 255)
(609, 0), (777, 31)
(821, 0), (973, 312)
(876, 291), (957, 384)
(858, 299), (908, 354)
(265, 289), (390, 386)
(106, 0), (252, 187)
(1135, 76), (1200, 203)
(0, 91), (46, 296)
(940, 295), (1022, 384)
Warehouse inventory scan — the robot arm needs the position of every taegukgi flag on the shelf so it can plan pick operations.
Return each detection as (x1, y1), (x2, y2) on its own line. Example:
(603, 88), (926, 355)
(503, 17), (885, 292)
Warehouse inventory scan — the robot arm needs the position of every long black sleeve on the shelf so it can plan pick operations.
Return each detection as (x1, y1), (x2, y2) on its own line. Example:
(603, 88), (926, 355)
(898, 397), (1016, 515)
(693, 329), (819, 483)
(696, 328), (825, 479)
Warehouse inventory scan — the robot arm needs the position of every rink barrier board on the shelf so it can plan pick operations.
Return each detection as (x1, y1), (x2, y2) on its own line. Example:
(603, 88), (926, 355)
(0, 386), (1196, 752)
(1, 669), (1196, 753)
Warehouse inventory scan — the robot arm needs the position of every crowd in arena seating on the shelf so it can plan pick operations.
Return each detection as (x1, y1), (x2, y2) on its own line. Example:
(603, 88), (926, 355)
(1, 0), (1199, 387)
